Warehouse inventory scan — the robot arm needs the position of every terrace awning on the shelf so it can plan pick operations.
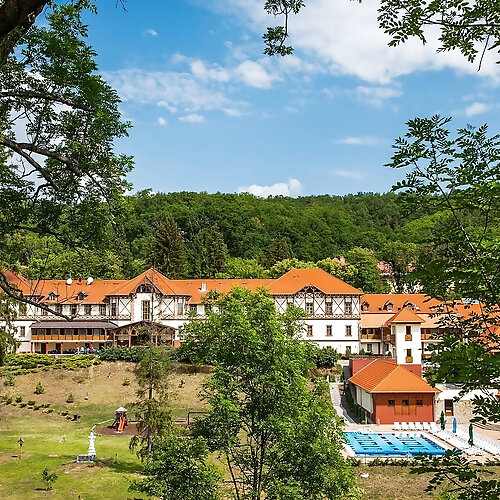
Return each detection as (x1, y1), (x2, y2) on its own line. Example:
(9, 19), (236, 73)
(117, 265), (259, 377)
(30, 320), (118, 329)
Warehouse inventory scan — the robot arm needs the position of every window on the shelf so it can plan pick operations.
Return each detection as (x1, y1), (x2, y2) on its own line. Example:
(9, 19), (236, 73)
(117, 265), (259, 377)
(388, 400), (395, 407)
(84, 304), (92, 315)
(177, 302), (184, 315)
(305, 302), (314, 315)
(344, 301), (352, 315)
(345, 325), (352, 337)
(325, 302), (333, 315)
(287, 300), (294, 310)
(19, 303), (27, 315)
(444, 399), (454, 415)
(55, 304), (63, 315)
(190, 304), (197, 313)
(48, 292), (57, 301)
(406, 325), (412, 335)
(111, 303), (117, 317)
(385, 302), (393, 312)
(99, 304), (107, 316)
(361, 302), (369, 312)
(402, 400), (409, 406)
(18, 326), (25, 338)
(137, 284), (153, 294)
(306, 325), (313, 337)
(326, 325), (332, 336)
(76, 292), (85, 301)
(416, 400), (423, 406)
(70, 304), (77, 316)
(366, 343), (372, 353)
(41, 307), (48, 316)
(406, 348), (412, 358)
(405, 302), (415, 310)
(142, 300), (151, 321)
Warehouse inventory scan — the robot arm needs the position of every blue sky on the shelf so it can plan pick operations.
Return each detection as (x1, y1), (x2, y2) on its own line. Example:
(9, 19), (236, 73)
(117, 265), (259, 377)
(82, 0), (500, 197)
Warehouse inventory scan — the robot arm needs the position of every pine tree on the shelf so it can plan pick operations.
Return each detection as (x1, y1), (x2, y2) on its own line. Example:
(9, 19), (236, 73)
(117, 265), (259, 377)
(266, 234), (293, 267)
(149, 216), (186, 279)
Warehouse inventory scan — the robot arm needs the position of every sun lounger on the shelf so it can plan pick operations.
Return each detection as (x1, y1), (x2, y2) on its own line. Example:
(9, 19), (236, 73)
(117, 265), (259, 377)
(415, 422), (423, 431)
(408, 422), (416, 431)
(430, 422), (438, 432)
(422, 422), (430, 431)
(401, 422), (409, 431)
(393, 422), (401, 431)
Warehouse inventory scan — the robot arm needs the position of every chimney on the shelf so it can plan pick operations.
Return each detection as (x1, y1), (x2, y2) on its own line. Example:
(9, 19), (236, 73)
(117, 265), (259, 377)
(201, 282), (206, 292)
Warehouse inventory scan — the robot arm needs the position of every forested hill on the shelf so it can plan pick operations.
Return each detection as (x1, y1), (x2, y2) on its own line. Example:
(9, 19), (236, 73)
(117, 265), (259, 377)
(8, 191), (442, 293)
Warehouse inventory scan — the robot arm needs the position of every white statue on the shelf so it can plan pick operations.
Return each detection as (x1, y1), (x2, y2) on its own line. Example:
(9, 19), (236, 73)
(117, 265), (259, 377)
(87, 431), (96, 456)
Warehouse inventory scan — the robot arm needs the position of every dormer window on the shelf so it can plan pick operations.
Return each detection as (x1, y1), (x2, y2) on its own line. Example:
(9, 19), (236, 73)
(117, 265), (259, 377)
(361, 302), (370, 312)
(404, 301), (415, 310)
(76, 292), (85, 301)
(48, 292), (57, 302)
(137, 284), (154, 294)
(384, 301), (393, 312)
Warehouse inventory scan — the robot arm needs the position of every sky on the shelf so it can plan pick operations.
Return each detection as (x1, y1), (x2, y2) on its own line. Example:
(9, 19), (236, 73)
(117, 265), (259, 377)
(80, 0), (500, 197)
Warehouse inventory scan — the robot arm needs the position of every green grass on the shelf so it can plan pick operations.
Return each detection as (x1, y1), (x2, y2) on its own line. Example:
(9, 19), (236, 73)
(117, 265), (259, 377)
(0, 408), (145, 499)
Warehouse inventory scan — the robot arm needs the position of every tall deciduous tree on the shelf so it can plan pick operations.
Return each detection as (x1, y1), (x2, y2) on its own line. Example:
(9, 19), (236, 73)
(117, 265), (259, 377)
(382, 241), (419, 293)
(182, 287), (359, 500)
(0, 1), (132, 314)
(149, 215), (186, 279)
(346, 247), (386, 293)
(265, 234), (294, 267)
(389, 115), (500, 423)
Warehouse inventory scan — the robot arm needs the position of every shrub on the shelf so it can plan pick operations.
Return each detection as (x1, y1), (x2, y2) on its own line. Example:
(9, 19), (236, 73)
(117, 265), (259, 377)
(15, 395), (22, 403)
(27, 400), (35, 406)
(41, 468), (58, 491)
(4, 396), (13, 404)
(66, 393), (75, 403)
(98, 346), (149, 362)
(3, 373), (15, 386)
(34, 381), (44, 394)
(312, 346), (339, 368)
(122, 377), (130, 386)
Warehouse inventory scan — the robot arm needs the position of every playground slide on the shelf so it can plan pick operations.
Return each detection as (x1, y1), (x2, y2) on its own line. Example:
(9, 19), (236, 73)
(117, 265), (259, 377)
(118, 418), (125, 432)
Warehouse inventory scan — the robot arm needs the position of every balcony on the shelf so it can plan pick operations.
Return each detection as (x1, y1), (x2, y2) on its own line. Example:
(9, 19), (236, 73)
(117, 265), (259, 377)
(405, 356), (413, 363)
(405, 334), (412, 341)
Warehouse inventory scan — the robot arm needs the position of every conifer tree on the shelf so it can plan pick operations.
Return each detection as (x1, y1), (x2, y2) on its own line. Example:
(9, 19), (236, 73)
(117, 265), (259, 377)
(149, 216), (186, 279)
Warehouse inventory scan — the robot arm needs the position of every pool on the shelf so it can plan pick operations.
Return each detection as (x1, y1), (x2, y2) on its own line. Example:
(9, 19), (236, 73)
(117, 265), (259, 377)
(344, 431), (446, 457)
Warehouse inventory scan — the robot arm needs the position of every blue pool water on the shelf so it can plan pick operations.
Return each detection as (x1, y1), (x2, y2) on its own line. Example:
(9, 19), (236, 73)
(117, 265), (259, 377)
(345, 431), (446, 457)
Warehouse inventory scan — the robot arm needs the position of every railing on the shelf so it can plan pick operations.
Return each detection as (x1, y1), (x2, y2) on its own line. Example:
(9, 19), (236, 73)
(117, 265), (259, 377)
(405, 334), (412, 341)
(360, 333), (382, 340)
(405, 356), (414, 363)
(31, 334), (112, 341)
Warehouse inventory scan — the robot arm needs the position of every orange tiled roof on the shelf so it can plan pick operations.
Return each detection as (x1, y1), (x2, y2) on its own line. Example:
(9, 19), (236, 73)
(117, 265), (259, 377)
(20, 278), (127, 303)
(106, 268), (181, 296)
(171, 278), (273, 304)
(267, 268), (363, 295)
(349, 360), (440, 393)
(384, 308), (424, 326)
(361, 293), (442, 314)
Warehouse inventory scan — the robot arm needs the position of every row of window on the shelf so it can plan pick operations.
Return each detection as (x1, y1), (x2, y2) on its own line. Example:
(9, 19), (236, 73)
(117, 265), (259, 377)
(303, 301), (352, 316)
(306, 325), (353, 337)
(388, 399), (424, 407)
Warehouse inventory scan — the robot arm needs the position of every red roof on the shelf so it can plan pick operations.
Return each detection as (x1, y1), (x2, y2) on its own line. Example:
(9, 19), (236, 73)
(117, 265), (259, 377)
(361, 294), (442, 314)
(384, 308), (424, 326)
(349, 360), (440, 393)
(267, 268), (363, 295)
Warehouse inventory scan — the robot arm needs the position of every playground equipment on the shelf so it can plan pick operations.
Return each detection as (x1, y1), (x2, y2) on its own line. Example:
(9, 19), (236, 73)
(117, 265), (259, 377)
(113, 407), (128, 432)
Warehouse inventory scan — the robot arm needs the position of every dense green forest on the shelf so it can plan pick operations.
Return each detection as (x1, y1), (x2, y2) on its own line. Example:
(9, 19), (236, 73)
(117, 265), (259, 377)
(5, 190), (445, 293)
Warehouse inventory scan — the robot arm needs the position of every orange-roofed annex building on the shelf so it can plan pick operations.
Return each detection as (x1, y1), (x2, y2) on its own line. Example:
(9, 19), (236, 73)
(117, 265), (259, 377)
(348, 360), (440, 424)
(5, 267), (367, 355)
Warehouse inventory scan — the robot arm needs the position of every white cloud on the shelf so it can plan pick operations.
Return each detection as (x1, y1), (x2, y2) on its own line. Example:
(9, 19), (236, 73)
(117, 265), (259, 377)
(104, 68), (247, 116)
(335, 136), (379, 146)
(179, 113), (205, 123)
(146, 28), (158, 37)
(218, 0), (499, 84)
(354, 85), (403, 107)
(157, 116), (167, 126)
(464, 102), (490, 117)
(235, 60), (277, 89)
(190, 60), (230, 82)
(331, 169), (365, 181)
(237, 178), (303, 197)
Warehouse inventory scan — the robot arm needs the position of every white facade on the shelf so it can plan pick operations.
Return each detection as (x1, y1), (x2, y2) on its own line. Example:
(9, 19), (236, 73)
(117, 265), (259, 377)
(392, 323), (423, 365)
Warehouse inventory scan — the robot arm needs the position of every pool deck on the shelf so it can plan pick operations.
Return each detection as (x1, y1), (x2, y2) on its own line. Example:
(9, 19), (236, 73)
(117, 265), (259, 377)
(342, 423), (500, 462)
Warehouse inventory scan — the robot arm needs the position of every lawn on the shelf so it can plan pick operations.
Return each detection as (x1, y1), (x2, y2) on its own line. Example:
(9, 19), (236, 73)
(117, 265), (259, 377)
(1, 360), (497, 499)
